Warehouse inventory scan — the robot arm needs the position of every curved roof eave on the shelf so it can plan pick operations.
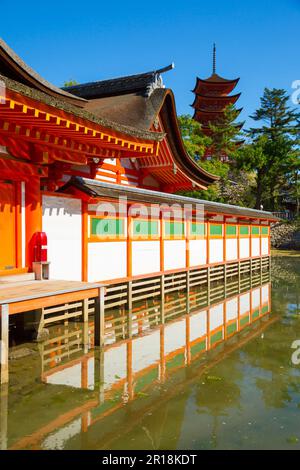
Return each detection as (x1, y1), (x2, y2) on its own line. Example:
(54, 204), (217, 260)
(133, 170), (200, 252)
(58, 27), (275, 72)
(193, 75), (240, 87)
(153, 89), (219, 187)
(0, 73), (165, 142)
(0, 38), (86, 107)
(191, 92), (241, 107)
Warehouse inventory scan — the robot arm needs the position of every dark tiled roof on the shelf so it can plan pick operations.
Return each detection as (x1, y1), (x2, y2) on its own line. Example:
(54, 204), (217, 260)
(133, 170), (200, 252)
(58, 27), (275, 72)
(62, 176), (279, 221)
(62, 64), (174, 99)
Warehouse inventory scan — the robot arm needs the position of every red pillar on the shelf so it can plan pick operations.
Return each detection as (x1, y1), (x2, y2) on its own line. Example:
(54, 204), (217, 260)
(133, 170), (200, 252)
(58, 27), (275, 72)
(25, 178), (42, 269)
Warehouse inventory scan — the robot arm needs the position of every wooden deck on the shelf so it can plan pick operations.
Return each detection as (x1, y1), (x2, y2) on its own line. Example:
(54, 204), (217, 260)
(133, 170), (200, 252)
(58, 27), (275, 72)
(0, 279), (106, 385)
(0, 279), (103, 314)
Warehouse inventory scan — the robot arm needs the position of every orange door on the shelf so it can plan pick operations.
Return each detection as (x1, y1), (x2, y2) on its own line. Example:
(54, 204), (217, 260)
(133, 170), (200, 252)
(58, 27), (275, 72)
(0, 181), (16, 270)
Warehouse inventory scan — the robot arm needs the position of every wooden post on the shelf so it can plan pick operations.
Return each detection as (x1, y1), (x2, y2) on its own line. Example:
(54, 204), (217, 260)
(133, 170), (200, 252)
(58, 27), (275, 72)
(186, 270), (190, 314)
(207, 266), (211, 305)
(160, 275), (165, 324)
(94, 348), (105, 404)
(0, 384), (8, 450)
(238, 261), (241, 291)
(83, 299), (89, 353)
(185, 316), (191, 365)
(224, 263), (227, 297)
(0, 304), (9, 385)
(260, 257), (263, 284)
(250, 258), (253, 287)
(127, 341), (133, 400)
(94, 287), (105, 347)
(159, 325), (165, 382)
(127, 281), (133, 338)
(34, 308), (44, 342)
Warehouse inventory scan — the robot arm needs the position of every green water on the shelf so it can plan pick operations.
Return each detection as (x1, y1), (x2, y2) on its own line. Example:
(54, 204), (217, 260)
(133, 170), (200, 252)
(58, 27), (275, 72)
(1, 255), (300, 450)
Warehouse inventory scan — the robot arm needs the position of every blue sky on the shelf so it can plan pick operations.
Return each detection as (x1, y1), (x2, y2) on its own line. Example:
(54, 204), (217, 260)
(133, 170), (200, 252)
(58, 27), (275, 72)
(1, 0), (299, 127)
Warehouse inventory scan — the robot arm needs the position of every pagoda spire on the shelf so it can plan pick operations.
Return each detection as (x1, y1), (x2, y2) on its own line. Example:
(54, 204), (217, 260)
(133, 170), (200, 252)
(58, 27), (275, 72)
(212, 43), (216, 74)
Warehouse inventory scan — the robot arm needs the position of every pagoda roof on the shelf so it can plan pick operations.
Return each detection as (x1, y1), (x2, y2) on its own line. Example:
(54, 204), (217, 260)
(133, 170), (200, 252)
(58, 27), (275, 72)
(194, 107), (243, 117)
(193, 74), (240, 88)
(191, 92), (241, 109)
(0, 38), (86, 107)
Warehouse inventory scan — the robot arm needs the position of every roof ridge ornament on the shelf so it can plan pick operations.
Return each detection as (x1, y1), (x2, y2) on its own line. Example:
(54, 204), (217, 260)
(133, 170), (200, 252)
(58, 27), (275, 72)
(146, 63), (175, 97)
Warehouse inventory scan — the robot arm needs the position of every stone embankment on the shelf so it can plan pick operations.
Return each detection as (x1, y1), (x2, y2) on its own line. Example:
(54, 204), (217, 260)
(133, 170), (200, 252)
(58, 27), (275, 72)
(271, 221), (300, 250)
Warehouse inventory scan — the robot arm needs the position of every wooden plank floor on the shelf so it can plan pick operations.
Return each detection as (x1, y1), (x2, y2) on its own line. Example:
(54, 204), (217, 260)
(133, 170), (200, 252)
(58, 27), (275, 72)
(0, 280), (103, 314)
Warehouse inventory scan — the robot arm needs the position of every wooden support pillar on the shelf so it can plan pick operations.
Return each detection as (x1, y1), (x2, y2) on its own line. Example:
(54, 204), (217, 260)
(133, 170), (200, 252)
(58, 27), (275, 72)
(126, 340), (133, 400)
(260, 257), (263, 284)
(127, 211), (132, 278)
(83, 299), (89, 353)
(0, 305), (9, 385)
(82, 201), (88, 282)
(0, 384), (8, 450)
(94, 287), (106, 347)
(160, 275), (165, 324)
(160, 213), (164, 272)
(238, 261), (241, 291)
(250, 258), (253, 287)
(224, 263), (227, 297)
(207, 266), (211, 305)
(127, 281), (133, 339)
(186, 270), (190, 314)
(25, 178), (42, 269)
(185, 316), (191, 365)
(94, 348), (105, 404)
(159, 325), (165, 383)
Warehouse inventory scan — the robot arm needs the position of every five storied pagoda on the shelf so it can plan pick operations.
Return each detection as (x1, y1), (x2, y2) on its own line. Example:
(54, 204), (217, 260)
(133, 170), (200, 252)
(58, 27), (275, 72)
(192, 44), (243, 161)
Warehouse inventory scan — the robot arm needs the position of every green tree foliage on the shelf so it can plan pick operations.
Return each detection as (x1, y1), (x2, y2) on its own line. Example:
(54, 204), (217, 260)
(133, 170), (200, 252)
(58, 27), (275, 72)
(208, 104), (244, 159)
(178, 114), (253, 206)
(238, 88), (300, 210)
(63, 80), (79, 87)
(178, 114), (211, 159)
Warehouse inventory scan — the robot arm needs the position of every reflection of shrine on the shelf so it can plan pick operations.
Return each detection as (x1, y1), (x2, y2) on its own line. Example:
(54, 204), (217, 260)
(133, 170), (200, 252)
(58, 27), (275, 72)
(1, 270), (274, 450)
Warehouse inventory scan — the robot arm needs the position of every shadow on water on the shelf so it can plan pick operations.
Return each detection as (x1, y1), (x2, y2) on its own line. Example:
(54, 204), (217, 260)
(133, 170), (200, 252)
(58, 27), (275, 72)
(1, 256), (300, 450)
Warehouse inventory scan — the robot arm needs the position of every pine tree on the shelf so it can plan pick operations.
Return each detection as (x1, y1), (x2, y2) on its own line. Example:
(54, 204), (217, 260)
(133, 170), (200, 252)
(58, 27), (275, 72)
(239, 88), (300, 210)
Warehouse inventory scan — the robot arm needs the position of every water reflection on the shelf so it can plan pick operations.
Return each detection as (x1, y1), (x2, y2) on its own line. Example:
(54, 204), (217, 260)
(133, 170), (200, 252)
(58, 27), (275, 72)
(2, 260), (300, 450)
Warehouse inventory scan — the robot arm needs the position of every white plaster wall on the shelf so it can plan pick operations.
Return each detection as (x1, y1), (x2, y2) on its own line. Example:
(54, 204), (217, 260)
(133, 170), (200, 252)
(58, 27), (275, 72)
(252, 287), (261, 308)
(42, 196), (82, 281)
(226, 298), (238, 321)
(209, 239), (223, 264)
(240, 293), (250, 314)
(189, 310), (207, 341)
(226, 239), (238, 261)
(164, 320), (186, 354)
(189, 239), (207, 266)
(209, 304), (224, 331)
(164, 240), (186, 271)
(239, 238), (250, 259)
(132, 241), (160, 276)
(251, 238), (260, 257)
(132, 331), (160, 372)
(261, 284), (269, 303)
(261, 238), (269, 255)
(88, 241), (126, 281)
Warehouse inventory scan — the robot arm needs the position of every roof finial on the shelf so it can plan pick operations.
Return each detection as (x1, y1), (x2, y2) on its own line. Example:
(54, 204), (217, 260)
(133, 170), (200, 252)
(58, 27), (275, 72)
(213, 43), (216, 74)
